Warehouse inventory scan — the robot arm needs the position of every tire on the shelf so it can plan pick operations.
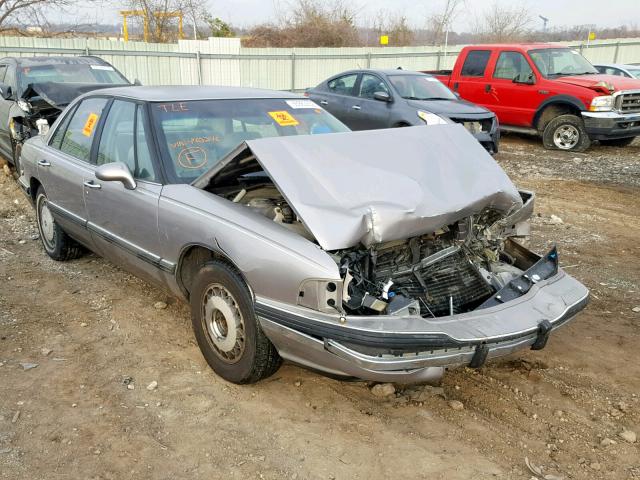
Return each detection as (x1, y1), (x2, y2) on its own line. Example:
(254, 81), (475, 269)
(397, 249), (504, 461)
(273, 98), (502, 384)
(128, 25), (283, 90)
(542, 114), (591, 152)
(599, 137), (636, 147)
(35, 186), (84, 261)
(190, 260), (282, 384)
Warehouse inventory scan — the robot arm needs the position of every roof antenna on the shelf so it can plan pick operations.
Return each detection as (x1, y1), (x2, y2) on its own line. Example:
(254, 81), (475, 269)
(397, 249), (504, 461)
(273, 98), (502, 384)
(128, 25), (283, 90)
(396, 66), (403, 70)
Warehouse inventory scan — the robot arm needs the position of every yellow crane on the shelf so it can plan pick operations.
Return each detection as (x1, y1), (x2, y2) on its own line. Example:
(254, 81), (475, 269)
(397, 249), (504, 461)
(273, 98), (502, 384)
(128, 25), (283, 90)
(120, 9), (184, 42)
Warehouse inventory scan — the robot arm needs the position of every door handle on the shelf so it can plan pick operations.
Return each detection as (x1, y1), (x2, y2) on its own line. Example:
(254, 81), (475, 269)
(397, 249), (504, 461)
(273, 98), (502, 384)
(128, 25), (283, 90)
(484, 84), (492, 93)
(37, 159), (51, 167)
(320, 100), (328, 105)
(83, 180), (101, 190)
(352, 105), (361, 110)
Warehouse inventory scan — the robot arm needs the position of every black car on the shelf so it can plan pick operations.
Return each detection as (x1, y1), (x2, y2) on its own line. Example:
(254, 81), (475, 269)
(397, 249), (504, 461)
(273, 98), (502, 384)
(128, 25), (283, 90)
(0, 56), (131, 174)
(306, 69), (500, 153)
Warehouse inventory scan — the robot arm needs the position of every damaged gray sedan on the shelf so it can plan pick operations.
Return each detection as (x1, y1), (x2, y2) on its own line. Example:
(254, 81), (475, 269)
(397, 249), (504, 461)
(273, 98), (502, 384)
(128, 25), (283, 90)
(18, 86), (589, 384)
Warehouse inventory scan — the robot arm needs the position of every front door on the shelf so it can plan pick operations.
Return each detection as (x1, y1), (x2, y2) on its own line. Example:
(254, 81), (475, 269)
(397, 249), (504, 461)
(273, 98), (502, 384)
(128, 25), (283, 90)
(84, 100), (166, 284)
(484, 51), (542, 127)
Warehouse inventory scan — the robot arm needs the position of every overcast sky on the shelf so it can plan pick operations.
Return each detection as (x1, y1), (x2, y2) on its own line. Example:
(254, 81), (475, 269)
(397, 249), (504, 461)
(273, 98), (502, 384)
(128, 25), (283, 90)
(68, 0), (640, 31)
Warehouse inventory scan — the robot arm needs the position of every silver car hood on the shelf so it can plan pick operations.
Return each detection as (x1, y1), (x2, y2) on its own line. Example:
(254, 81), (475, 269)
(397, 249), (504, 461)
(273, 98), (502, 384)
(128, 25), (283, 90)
(194, 125), (522, 251)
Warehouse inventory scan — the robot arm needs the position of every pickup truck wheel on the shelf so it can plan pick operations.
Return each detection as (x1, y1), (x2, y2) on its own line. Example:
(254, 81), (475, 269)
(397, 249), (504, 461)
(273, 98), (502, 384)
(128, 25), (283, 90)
(35, 186), (84, 261)
(542, 114), (591, 152)
(190, 261), (282, 384)
(599, 137), (635, 147)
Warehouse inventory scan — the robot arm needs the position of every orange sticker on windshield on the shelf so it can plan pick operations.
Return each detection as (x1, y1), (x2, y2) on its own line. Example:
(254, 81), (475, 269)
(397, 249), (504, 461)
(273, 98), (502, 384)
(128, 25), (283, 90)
(82, 113), (99, 137)
(268, 111), (299, 127)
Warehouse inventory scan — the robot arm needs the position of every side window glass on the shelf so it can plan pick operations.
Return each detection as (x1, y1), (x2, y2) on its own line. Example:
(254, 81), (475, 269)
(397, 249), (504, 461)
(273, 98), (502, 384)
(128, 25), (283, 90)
(461, 50), (491, 77)
(49, 104), (77, 150)
(494, 52), (533, 80)
(97, 100), (135, 173)
(328, 74), (358, 95)
(0, 65), (7, 84)
(59, 97), (109, 162)
(358, 74), (389, 99)
(135, 105), (157, 182)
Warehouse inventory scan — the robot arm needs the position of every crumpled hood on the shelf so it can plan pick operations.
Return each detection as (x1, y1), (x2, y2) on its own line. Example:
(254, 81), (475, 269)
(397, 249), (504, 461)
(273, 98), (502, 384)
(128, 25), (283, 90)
(21, 82), (128, 110)
(554, 74), (640, 93)
(196, 125), (522, 251)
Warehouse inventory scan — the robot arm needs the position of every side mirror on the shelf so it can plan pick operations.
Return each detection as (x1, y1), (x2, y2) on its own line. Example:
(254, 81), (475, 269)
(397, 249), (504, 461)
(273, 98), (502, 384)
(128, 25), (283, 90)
(373, 91), (392, 102)
(133, 78), (142, 86)
(0, 82), (12, 100)
(513, 73), (536, 85)
(95, 162), (136, 190)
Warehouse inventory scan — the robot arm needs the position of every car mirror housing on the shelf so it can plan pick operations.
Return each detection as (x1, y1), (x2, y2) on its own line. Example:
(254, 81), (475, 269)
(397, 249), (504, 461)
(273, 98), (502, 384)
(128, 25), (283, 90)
(95, 162), (137, 190)
(513, 73), (536, 85)
(0, 82), (12, 100)
(373, 91), (392, 102)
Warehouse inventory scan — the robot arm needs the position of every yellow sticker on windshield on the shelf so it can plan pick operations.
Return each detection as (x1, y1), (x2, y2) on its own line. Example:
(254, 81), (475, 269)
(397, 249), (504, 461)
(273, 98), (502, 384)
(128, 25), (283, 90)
(268, 111), (299, 127)
(82, 113), (99, 137)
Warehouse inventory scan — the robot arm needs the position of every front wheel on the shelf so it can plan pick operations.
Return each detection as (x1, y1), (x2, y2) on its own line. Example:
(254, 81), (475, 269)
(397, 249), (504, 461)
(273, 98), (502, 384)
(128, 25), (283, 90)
(600, 137), (636, 147)
(190, 261), (282, 384)
(35, 186), (84, 261)
(542, 114), (591, 152)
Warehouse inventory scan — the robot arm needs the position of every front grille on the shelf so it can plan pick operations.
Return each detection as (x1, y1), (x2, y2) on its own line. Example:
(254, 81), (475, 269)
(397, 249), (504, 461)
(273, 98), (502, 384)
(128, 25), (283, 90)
(376, 249), (494, 317)
(617, 91), (640, 114)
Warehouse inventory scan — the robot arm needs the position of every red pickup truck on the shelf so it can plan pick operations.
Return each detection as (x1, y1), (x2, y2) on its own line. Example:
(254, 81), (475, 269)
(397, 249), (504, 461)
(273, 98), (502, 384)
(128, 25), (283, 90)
(425, 43), (640, 151)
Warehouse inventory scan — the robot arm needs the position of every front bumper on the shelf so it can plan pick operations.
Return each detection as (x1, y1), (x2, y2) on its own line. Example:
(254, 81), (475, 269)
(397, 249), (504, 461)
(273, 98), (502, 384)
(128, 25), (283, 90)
(582, 111), (640, 140)
(257, 269), (588, 384)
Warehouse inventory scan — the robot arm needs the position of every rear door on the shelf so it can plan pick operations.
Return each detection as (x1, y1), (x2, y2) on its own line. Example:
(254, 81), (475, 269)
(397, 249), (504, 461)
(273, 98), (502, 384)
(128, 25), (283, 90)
(36, 96), (110, 247)
(343, 73), (392, 130)
(484, 51), (543, 126)
(452, 49), (493, 110)
(84, 100), (166, 284)
(308, 73), (358, 124)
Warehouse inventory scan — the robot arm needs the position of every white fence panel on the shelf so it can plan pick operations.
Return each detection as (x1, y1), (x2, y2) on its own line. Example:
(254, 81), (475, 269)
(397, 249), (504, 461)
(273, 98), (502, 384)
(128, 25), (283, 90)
(0, 36), (639, 91)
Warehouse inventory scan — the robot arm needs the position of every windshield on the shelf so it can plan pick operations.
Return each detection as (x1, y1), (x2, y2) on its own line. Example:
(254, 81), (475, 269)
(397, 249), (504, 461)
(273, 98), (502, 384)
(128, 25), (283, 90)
(529, 48), (598, 77)
(387, 74), (456, 100)
(150, 98), (350, 183)
(19, 63), (128, 91)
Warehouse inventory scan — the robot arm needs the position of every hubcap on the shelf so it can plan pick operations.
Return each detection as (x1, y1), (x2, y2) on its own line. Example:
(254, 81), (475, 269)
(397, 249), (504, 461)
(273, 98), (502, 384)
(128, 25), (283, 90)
(553, 124), (580, 150)
(38, 196), (56, 250)
(202, 284), (245, 363)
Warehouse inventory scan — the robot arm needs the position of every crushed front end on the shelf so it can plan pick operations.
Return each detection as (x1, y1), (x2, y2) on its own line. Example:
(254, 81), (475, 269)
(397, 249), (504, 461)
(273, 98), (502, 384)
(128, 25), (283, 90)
(256, 192), (588, 384)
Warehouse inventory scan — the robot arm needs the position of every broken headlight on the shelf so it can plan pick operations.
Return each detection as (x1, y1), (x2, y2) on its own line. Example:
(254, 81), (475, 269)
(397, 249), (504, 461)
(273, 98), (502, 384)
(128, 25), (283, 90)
(417, 110), (447, 125)
(17, 99), (31, 113)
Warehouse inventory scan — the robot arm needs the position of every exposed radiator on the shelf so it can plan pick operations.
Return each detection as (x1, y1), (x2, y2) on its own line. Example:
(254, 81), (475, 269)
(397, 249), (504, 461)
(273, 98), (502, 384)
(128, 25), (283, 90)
(376, 249), (494, 317)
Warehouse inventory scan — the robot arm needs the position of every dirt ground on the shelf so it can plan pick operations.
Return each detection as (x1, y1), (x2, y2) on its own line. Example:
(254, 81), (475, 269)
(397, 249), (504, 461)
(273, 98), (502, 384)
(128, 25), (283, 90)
(1, 134), (639, 480)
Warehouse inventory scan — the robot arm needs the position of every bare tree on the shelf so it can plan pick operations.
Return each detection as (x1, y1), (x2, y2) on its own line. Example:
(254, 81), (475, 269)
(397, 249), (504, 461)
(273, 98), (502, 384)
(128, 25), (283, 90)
(372, 12), (414, 47)
(425, 0), (464, 45)
(0, 0), (101, 31)
(244, 0), (360, 48)
(126, 0), (215, 42)
(472, 1), (532, 42)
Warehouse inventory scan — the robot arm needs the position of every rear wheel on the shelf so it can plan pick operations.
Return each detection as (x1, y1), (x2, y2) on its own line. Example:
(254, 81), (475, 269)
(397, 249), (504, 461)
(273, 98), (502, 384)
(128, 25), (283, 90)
(542, 114), (591, 152)
(35, 186), (84, 261)
(600, 137), (635, 147)
(190, 260), (281, 384)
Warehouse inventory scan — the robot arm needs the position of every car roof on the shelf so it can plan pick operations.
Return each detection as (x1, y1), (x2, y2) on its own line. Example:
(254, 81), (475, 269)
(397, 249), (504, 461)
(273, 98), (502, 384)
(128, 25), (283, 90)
(331, 69), (431, 77)
(594, 63), (638, 69)
(84, 85), (303, 102)
(463, 43), (567, 51)
(0, 55), (111, 66)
